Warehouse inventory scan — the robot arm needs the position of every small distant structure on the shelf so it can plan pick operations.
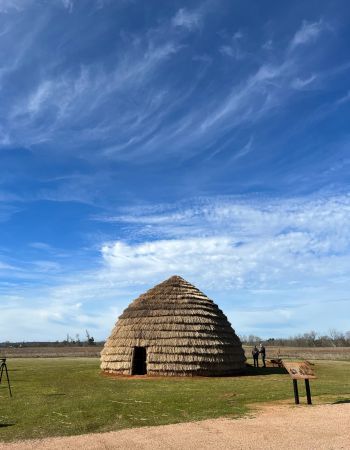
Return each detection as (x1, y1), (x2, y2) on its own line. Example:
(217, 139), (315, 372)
(101, 275), (246, 376)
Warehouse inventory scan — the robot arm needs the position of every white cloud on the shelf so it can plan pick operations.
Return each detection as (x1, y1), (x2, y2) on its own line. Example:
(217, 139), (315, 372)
(98, 192), (350, 289)
(197, 63), (286, 133)
(230, 137), (253, 161)
(233, 31), (243, 40)
(291, 74), (316, 89)
(290, 20), (325, 49)
(61, 0), (73, 12)
(101, 193), (348, 240)
(262, 39), (273, 51)
(101, 237), (237, 287)
(336, 90), (350, 105)
(0, 275), (133, 341)
(172, 8), (202, 31)
(29, 242), (53, 251)
(0, 130), (10, 146)
(32, 260), (62, 273)
(27, 80), (53, 114)
(219, 30), (245, 60)
(0, 261), (16, 270)
(0, 0), (28, 13)
(0, 203), (21, 222)
(219, 45), (234, 57)
(7, 36), (182, 148)
(100, 231), (349, 291)
(0, 291), (121, 341)
(1, 192), (350, 339)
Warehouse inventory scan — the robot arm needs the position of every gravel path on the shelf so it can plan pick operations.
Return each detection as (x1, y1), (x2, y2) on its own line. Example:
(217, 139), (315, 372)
(1, 403), (349, 450)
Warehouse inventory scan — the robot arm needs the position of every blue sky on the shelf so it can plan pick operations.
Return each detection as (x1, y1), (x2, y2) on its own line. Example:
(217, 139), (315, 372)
(1, 0), (350, 341)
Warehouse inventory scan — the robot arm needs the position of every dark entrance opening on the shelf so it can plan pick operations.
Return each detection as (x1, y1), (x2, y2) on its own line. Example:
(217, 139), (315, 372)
(131, 347), (147, 375)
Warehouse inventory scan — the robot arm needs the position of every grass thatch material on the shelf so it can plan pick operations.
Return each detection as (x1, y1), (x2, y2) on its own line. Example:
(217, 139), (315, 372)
(101, 275), (246, 376)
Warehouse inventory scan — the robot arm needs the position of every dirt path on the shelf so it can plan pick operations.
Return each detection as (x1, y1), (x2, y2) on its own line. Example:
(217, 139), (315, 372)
(1, 403), (349, 450)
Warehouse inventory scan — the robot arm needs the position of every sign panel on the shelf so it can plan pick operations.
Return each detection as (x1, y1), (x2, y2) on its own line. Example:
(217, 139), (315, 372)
(282, 360), (316, 380)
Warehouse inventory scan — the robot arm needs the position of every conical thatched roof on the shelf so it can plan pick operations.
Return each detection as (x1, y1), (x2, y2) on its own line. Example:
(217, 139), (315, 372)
(101, 275), (246, 376)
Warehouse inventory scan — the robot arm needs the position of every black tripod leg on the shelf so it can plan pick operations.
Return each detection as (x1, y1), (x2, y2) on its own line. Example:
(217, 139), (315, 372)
(5, 365), (12, 397)
(1, 364), (12, 397)
(0, 363), (4, 384)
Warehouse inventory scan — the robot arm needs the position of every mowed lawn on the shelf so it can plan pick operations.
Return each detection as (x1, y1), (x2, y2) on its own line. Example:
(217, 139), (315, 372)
(0, 358), (349, 442)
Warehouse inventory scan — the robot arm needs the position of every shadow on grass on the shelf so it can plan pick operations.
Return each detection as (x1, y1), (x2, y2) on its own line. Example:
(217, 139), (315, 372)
(244, 366), (287, 376)
(333, 399), (350, 404)
(0, 424), (15, 428)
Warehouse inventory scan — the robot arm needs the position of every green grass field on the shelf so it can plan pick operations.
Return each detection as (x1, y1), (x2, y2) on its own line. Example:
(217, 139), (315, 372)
(1, 358), (349, 442)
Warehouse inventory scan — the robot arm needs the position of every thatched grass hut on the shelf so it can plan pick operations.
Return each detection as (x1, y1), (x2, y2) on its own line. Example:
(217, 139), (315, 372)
(101, 275), (246, 376)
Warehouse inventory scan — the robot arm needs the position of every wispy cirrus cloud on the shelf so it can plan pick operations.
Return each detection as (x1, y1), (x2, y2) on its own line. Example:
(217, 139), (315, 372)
(0, 7), (334, 167)
(61, 0), (74, 12)
(0, 0), (29, 13)
(172, 7), (202, 30)
(1, 8), (188, 155)
(336, 90), (350, 105)
(290, 19), (327, 49)
(219, 31), (245, 60)
(107, 20), (332, 162)
(99, 192), (350, 249)
(291, 74), (317, 89)
(11, 40), (180, 121)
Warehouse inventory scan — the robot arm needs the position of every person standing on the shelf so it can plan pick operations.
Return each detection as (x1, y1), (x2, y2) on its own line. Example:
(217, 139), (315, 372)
(252, 345), (259, 367)
(259, 343), (266, 367)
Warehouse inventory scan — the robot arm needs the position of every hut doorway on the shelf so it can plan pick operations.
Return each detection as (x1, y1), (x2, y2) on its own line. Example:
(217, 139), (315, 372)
(131, 347), (147, 375)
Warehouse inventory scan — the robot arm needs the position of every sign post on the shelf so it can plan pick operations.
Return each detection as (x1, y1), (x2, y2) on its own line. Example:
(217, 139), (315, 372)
(282, 361), (316, 405)
(292, 379), (299, 404)
(305, 379), (312, 405)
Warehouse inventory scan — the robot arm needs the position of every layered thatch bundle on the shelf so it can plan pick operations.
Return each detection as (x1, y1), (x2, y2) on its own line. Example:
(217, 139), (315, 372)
(101, 275), (246, 376)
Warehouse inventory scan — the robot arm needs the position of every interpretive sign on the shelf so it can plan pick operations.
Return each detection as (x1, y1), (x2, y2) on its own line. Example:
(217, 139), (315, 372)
(282, 360), (316, 380)
(282, 360), (316, 405)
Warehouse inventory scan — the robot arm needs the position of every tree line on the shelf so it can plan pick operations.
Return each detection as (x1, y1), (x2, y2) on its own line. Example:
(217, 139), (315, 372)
(0, 330), (101, 348)
(240, 329), (350, 347)
(2, 329), (350, 348)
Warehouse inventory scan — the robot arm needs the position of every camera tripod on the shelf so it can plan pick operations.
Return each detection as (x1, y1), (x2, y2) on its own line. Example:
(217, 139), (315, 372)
(0, 358), (12, 397)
